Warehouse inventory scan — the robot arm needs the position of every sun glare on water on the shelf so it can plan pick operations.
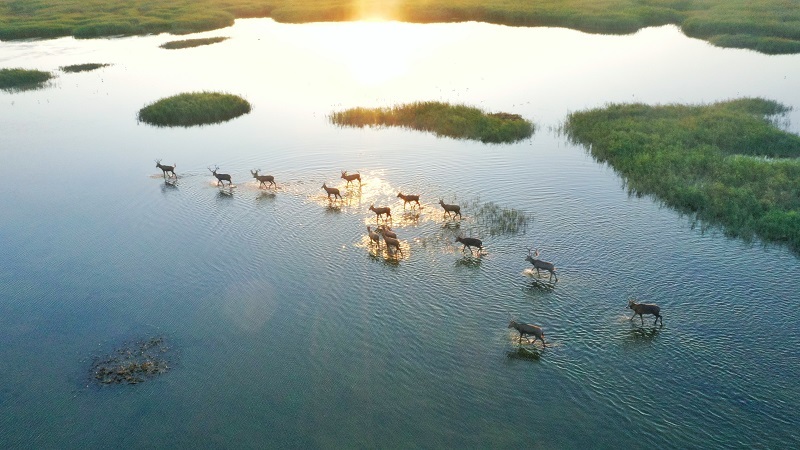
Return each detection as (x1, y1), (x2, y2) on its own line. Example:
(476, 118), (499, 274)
(299, 20), (449, 86)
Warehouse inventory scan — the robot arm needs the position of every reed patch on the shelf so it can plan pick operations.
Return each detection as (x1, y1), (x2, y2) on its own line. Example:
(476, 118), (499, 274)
(330, 101), (534, 144)
(159, 37), (229, 49)
(138, 91), (251, 127)
(60, 63), (110, 73)
(565, 98), (800, 252)
(0, 68), (53, 92)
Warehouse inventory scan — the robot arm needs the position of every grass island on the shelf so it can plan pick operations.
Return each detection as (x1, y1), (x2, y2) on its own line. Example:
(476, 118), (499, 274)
(330, 101), (535, 144)
(138, 91), (251, 127)
(160, 37), (229, 49)
(0, 68), (53, 92)
(60, 63), (110, 73)
(0, 1), (798, 55)
(565, 98), (800, 252)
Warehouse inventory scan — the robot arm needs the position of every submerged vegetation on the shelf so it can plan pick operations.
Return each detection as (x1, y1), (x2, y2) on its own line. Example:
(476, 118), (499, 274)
(60, 63), (110, 73)
(90, 336), (172, 385)
(138, 91), (251, 127)
(565, 98), (800, 252)
(0, 68), (52, 92)
(469, 200), (532, 236)
(160, 36), (229, 49)
(0, 1), (798, 54)
(330, 102), (534, 144)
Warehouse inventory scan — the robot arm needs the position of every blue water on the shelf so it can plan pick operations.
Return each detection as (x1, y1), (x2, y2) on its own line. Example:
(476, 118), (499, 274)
(1, 20), (799, 448)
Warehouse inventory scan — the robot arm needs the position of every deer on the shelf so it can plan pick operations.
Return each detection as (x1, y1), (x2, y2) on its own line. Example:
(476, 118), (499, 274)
(369, 204), (391, 221)
(340, 170), (361, 186)
(376, 225), (397, 240)
(250, 169), (276, 189)
(382, 233), (402, 255)
(456, 236), (482, 255)
(526, 247), (558, 282)
(322, 183), (342, 200)
(628, 299), (663, 326)
(366, 226), (381, 247)
(397, 192), (421, 209)
(439, 199), (462, 218)
(155, 160), (176, 178)
(508, 319), (546, 346)
(208, 166), (232, 186)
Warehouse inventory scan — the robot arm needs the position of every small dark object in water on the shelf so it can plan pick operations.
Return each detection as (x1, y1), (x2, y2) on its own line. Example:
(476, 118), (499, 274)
(91, 336), (172, 385)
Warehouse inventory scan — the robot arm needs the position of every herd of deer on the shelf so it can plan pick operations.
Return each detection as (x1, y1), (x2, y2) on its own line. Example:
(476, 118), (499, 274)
(157, 160), (664, 349)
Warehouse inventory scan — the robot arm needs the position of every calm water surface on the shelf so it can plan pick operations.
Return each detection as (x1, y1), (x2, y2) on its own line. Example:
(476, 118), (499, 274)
(1, 20), (799, 448)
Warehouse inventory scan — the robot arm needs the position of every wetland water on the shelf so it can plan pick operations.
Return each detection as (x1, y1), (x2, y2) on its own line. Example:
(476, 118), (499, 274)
(1, 19), (799, 448)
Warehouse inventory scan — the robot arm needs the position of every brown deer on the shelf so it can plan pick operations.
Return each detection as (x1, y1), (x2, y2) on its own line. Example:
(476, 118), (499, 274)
(397, 192), (421, 209)
(366, 226), (381, 247)
(508, 319), (546, 346)
(377, 225), (397, 240)
(369, 204), (391, 221)
(382, 234), (402, 255)
(322, 183), (341, 200)
(628, 299), (663, 326)
(250, 169), (276, 189)
(439, 199), (462, 218)
(155, 160), (176, 178)
(526, 247), (557, 282)
(456, 236), (482, 255)
(208, 166), (232, 186)
(340, 170), (361, 186)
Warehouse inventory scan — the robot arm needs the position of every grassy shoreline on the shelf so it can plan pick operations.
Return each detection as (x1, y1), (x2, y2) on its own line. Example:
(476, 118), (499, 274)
(565, 98), (800, 252)
(0, 1), (798, 54)
(330, 102), (534, 144)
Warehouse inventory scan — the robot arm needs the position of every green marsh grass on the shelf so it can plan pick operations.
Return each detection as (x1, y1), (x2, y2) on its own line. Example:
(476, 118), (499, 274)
(0, 1), (798, 54)
(565, 98), (800, 252)
(330, 101), (534, 144)
(60, 63), (110, 73)
(0, 68), (53, 92)
(138, 92), (251, 127)
(160, 37), (229, 49)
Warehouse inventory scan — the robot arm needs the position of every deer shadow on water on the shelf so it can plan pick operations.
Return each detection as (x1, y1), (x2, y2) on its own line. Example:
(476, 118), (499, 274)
(257, 191), (276, 202)
(454, 255), (482, 268)
(523, 276), (556, 293)
(216, 189), (234, 200)
(623, 324), (662, 344)
(160, 179), (178, 194)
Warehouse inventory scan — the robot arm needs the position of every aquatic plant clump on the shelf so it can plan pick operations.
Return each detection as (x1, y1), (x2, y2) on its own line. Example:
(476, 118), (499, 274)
(160, 36), (229, 49)
(330, 101), (535, 144)
(90, 336), (173, 385)
(138, 91), (251, 127)
(0, 68), (52, 92)
(468, 199), (532, 236)
(60, 63), (110, 73)
(565, 98), (800, 252)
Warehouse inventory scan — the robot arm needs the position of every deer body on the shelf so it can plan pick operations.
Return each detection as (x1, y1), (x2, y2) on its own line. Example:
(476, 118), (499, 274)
(377, 225), (397, 239)
(155, 160), (176, 178)
(341, 171), (361, 186)
(367, 226), (381, 246)
(526, 249), (558, 282)
(628, 299), (663, 326)
(322, 183), (342, 200)
(208, 166), (231, 186)
(439, 199), (461, 218)
(382, 234), (402, 255)
(250, 170), (276, 188)
(369, 204), (391, 220)
(508, 320), (546, 346)
(397, 192), (421, 209)
(456, 236), (482, 255)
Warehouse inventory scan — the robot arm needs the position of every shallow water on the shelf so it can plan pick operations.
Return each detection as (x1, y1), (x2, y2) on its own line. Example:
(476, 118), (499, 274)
(1, 19), (799, 448)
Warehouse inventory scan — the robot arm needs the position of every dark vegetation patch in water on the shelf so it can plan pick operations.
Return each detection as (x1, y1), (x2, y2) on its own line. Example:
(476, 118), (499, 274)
(0, 1), (798, 54)
(60, 63), (110, 73)
(330, 101), (535, 144)
(90, 336), (173, 385)
(467, 199), (532, 236)
(565, 97), (800, 253)
(138, 91), (251, 127)
(0, 67), (53, 92)
(160, 36), (229, 49)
